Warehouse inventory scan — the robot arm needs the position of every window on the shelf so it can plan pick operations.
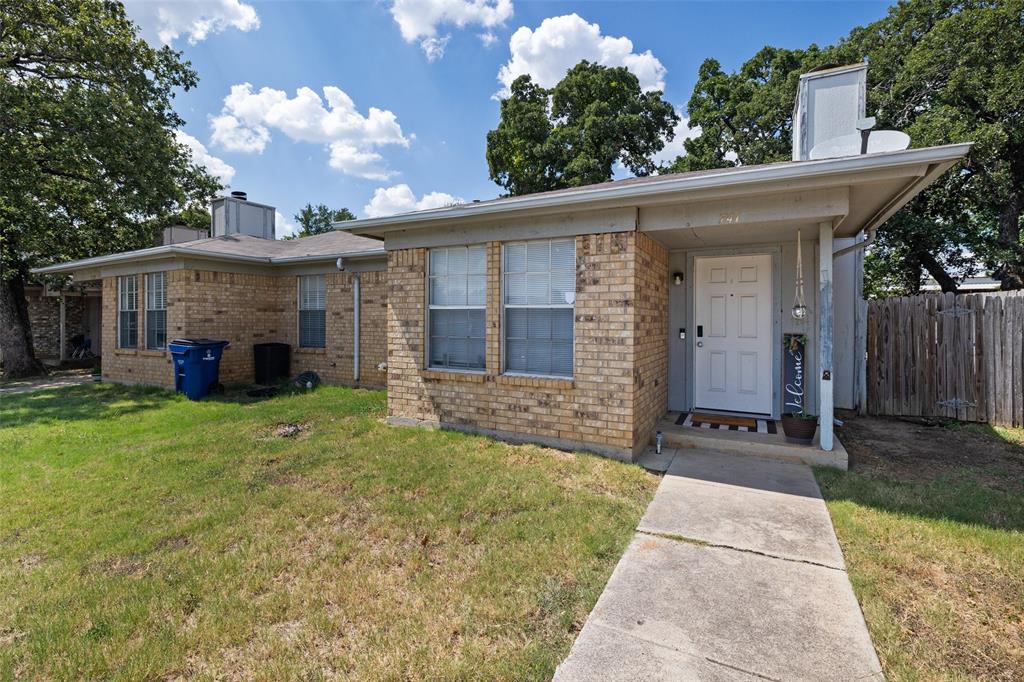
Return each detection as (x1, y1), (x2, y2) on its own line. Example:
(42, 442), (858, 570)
(145, 272), (167, 350)
(428, 245), (486, 370)
(503, 239), (575, 377)
(298, 275), (326, 348)
(117, 275), (138, 349)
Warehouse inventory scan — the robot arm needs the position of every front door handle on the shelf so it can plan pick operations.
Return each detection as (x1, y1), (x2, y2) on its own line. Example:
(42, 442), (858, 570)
(696, 341), (704, 348)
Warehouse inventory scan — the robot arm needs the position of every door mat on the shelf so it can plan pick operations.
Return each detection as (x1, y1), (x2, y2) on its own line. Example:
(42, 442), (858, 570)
(675, 411), (777, 434)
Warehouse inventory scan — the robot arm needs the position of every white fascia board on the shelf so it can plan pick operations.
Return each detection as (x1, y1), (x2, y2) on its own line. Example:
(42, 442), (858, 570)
(339, 143), (971, 237)
(269, 248), (385, 265)
(31, 246), (273, 275)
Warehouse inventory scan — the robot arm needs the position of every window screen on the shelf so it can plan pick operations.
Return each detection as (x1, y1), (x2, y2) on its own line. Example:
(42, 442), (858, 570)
(428, 245), (486, 370)
(503, 239), (575, 376)
(298, 275), (326, 348)
(118, 275), (138, 349)
(145, 272), (167, 350)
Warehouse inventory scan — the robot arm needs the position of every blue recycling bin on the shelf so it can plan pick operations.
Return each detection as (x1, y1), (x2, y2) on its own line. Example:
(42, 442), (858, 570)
(168, 338), (229, 400)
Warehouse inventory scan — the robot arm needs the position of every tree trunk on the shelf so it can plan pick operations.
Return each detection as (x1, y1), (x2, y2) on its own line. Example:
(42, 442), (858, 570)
(0, 272), (46, 378)
(918, 249), (959, 293)
(994, 191), (1024, 290)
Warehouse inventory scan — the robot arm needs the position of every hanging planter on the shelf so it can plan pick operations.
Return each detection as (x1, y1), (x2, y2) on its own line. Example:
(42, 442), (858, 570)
(792, 229), (809, 321)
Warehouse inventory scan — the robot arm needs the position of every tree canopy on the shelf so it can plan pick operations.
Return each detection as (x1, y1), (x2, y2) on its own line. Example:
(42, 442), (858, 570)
(668, 0), (1024, 294)
(487, 61), (679, 196)
(288, 203), (356, 240)
(0, 0), (220, 376)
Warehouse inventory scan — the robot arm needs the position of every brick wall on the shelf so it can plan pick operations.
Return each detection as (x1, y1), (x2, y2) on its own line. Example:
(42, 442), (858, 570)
(632, 231), (669, 449)
(386, 231), (669, 460)
(25, 289), (87, 359)
(100, 268), (387, 390)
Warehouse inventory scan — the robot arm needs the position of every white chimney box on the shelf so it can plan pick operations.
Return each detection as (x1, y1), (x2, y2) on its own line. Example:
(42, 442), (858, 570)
(792, 63), (867, 161)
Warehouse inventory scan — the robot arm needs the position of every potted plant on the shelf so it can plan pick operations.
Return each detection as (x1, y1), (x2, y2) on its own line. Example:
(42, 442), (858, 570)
(781, 407), (817, 443)
(781, 333), (816, 442)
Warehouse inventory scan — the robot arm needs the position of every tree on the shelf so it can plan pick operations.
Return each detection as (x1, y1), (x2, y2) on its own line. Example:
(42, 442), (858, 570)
(487, 61), (679, 196)
(668, 0), (1024, 294)
(0, 0), (220, 377)
(287, 204), (356, 240)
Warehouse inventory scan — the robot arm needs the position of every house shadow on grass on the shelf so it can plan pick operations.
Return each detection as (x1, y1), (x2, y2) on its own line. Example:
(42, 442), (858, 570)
(0, 383), (172, 429)
(815, 415), (1024, 532)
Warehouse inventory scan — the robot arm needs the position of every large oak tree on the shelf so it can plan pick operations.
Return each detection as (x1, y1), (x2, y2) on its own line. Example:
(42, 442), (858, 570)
(0, 0), (220, 377)
(487, 61), (679, 196)
(668, 0), (1024, 294)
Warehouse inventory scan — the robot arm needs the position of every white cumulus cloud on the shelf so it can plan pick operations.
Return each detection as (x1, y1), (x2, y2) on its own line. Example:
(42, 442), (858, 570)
(650, 115), (701, 168)
(124, 0), (259, 46)
(390, 0), (513, 60)
(496, 14), (666, 97)
(364, 184), (463, 218)
(209, 83), (409, 179)
(275, 211), (299, 239)
(175, 130), (235, 185)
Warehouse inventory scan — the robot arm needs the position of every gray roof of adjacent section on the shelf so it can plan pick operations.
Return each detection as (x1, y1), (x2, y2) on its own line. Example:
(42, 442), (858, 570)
(32, 230), (384, 275)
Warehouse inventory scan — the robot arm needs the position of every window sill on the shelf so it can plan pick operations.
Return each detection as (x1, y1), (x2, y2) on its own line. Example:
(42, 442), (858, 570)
(422, 369), (487, 383)
(114, 348), (138, 356)
(139, 350), (167, 358)
(497, 373), (574, 390)
(295, 347), (326, 355)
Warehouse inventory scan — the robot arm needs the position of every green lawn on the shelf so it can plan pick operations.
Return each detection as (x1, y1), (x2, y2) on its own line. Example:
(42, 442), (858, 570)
(818, 418), (1024, 681)
(0, 384), (657, 681)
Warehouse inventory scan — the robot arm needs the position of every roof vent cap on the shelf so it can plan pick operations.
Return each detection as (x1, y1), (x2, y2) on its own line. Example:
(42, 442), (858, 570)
(230, 190), (247, 201)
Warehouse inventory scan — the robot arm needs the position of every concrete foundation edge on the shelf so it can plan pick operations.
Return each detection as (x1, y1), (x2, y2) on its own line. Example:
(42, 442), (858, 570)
(386, 416), (635, 463)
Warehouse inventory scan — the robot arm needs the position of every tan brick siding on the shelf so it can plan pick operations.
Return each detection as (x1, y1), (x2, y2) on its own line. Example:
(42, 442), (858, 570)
(100, 268), (386, 390)
(386, 232), (669, 458)
(632, 231), (669, 449)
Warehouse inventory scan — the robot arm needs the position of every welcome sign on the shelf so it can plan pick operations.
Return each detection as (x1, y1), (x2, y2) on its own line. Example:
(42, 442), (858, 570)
(783, 333), (806, 415)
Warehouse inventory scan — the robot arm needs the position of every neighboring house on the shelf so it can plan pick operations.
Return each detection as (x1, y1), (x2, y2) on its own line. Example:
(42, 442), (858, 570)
(333, 63), (969, 462)
(34, 194), (388, 389)
(36, 64), (970, 466)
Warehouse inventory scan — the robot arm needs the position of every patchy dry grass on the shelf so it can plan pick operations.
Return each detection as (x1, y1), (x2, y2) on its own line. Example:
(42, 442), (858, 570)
(817, 417), (1024, 681)
(0, 384), (656, 681)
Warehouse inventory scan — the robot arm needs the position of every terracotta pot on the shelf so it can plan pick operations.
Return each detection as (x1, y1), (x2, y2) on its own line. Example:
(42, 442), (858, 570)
(781, 413), (817, 443)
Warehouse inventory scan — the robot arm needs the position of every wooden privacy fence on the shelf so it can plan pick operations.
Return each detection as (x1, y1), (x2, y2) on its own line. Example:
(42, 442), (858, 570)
(867, 291), (1024, 427)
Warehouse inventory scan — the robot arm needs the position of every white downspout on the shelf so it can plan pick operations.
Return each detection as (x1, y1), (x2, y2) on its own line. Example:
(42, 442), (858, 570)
(353, 273), (360, 384)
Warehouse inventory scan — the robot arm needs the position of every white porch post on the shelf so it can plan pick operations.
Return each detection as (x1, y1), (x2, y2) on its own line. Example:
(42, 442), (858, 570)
(59, 293), (67, 362)
(818, 221), (834, 451)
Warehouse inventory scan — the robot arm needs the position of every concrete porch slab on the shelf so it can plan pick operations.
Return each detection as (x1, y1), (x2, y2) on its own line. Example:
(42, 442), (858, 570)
(635, 446), (679, 473)
(656, 414), (849, 470)
(637, 449), (845, 569)
(555, 535), (882, 682)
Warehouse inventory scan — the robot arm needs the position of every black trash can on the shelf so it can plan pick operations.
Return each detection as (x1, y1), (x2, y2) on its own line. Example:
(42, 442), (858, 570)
(253, 342), (290, 385)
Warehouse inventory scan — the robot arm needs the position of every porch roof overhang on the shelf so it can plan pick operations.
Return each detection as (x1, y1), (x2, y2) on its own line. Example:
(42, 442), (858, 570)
(339, 143), (971, 248)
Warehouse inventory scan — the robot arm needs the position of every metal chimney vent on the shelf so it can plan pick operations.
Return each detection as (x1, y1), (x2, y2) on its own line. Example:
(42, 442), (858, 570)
(210, 194), (276, 239)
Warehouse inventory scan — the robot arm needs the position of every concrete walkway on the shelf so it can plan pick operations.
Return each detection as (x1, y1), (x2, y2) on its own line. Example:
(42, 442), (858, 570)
(554, 449), (883, 681)
(0, 371), (93, 396)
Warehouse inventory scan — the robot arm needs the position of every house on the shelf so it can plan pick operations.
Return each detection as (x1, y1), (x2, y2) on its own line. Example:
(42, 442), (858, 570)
(33, 194), (388, 389)
(35, 63), (969, 470)
(332, 63), (970, 467)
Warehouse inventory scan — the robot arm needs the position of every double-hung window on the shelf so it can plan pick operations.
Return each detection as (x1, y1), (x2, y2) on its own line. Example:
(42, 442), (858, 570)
(298, 275), (326, 348)
(428, 245), (486, 371)
(503, 238), (575, 377)
(118, 275), (138, 349)
(145, 272), (167, 350)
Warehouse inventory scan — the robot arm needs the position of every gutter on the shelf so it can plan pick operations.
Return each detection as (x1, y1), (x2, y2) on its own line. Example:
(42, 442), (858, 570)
(338, 143), (973, 236)
(32, 245), (386, 276)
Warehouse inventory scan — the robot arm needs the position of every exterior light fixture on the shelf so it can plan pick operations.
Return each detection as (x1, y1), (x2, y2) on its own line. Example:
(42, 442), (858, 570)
(672, 272), (684, 286)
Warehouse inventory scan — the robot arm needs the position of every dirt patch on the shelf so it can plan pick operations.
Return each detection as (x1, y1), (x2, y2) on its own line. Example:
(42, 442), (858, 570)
(156, 535), (190, 551)
(274, 422), (306, 438)
(838, 415), (1024, 491)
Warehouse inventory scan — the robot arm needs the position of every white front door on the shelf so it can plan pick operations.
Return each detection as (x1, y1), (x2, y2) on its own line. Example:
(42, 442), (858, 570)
(694, 254), (773, 415)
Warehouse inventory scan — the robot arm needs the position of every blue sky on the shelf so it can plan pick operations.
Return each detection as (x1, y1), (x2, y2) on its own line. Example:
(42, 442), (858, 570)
(124, 0), (890, 236)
